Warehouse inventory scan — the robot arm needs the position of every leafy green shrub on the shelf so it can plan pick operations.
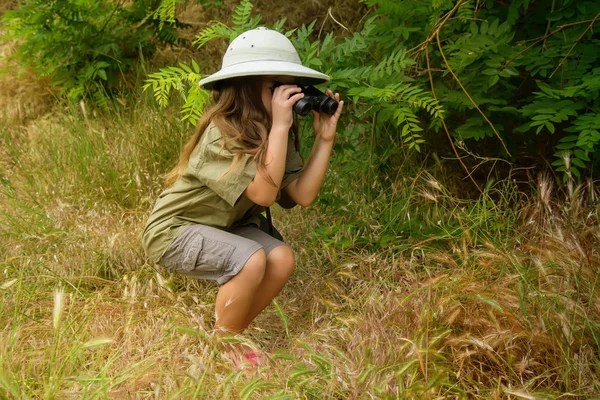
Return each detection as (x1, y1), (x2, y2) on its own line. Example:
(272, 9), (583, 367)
(364, 0), (600, 180)
(147, 0), (600, 183)
(1, 0), (191, 104)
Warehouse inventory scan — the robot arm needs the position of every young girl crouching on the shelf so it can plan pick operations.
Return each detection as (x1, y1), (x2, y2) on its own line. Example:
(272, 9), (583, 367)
(142, 27), (343, 365)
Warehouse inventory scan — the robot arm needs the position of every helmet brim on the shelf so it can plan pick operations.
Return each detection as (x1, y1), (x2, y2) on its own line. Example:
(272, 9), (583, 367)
(198, 60), (330, 89)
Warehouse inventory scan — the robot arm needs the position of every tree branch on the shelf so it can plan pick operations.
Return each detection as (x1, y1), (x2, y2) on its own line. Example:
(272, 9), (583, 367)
(501, 18), (600, 70)
(549, 12), (600, 79)
(425, 42), (483, 195)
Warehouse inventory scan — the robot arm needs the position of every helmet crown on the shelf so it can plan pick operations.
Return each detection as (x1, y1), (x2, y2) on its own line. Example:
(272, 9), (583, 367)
(198, 27), (329, 89)
(223, 27), (302, 67)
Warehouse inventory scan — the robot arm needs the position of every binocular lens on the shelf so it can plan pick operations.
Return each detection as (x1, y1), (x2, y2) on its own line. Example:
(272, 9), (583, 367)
(319, 98), (338, 114)
(293, 99), (313, 116)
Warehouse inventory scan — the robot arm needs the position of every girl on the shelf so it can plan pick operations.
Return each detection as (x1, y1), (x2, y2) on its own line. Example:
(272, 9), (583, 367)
(142, 27), (343, 362)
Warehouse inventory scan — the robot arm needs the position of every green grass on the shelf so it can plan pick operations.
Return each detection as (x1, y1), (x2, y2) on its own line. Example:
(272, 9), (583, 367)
(1, 89), (599, 399)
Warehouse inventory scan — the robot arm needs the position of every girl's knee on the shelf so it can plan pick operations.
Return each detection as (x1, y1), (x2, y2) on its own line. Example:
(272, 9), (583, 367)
(240, 249), (267, 286)
(267, 245), (295, 279)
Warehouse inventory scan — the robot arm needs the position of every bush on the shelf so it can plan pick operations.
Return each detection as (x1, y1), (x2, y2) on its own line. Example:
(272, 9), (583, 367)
(147, 0), (600, 184)
(1, 0), (190, 105)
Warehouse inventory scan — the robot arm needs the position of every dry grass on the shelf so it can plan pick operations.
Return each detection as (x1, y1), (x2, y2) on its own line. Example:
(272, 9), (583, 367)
(1, 0), (55, 122)
(1, 1), (599, 397)
(0, 0), (14, 16)
(2, 105), (599, 398)
(0, 34), (56, 124)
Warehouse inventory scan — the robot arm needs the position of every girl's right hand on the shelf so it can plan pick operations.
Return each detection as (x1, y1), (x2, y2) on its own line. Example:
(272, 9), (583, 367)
(271, 85), (304, 130)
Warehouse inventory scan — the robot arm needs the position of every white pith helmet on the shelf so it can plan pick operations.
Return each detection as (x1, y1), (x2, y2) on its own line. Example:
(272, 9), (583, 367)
(198, 27), (330, 89)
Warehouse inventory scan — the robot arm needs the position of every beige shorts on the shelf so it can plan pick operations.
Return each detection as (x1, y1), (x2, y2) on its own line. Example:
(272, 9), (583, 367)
(160, 224), (285, 285)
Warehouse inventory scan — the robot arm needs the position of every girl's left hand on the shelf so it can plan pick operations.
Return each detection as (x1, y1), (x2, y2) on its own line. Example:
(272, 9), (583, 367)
(313, 89), (344, 142)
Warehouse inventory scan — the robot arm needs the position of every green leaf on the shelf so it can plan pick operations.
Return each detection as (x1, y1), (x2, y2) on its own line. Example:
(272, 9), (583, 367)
(470, 21), (478, 35)
(574, 149), (590, 161)
(240, 378), (272, 400)
(570, 166), (580, 177)
(358, 365), (378, 385)
(488, 18), (499, 35)
(266, 394), (295, 400)
(556, 143), (575, 150)
(531, 115), (550, 121)
(273, 300), (289, 338)
(191, 59), (200, 73)
(480, 20), (489, 34)
(571, 157), (586, 168)
(179, 63), (192, 73)
(560, 135), (579, 142)
(475, 294), (504, 311)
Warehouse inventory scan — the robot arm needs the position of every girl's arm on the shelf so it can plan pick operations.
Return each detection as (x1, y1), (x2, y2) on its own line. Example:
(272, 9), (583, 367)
(244, 85), (304, 207)
(285, 90), (344, 207)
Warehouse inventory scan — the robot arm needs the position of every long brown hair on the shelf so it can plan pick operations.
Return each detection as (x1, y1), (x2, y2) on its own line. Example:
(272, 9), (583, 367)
(164, 77), (299, 187)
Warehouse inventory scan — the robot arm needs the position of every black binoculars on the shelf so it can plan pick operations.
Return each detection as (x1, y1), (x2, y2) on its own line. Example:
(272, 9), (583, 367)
(272, 84), (338, 116)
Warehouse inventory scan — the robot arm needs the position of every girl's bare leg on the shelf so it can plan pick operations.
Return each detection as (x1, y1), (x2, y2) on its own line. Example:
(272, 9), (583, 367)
(213, 246), (293, 367)
(242, 245), (294, 329)
(214, 249), (267, 333)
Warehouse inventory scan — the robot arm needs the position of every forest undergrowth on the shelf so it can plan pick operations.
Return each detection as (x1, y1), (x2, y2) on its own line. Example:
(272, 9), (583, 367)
(1, 3), (600, 399)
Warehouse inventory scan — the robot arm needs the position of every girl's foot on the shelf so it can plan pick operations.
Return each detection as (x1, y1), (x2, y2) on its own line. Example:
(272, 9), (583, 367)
(243, 352), (267, 367)
(221, 343), (266, 370)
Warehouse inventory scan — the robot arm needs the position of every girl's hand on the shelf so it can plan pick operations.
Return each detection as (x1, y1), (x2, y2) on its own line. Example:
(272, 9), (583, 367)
(313, 89), (344, 142)
(272, 84), (304, 130)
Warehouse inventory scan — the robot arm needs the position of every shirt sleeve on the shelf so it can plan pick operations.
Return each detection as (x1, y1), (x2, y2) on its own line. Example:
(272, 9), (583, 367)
(191, 135), (257, 207)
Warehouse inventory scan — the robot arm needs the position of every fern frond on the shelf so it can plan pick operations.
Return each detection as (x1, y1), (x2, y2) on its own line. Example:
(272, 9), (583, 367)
(271, 17), (287, 33)
(455, 1), (474, 23)
(193, 22), (233, 48)
(232, 0), (258, 33)
(154, 0), (177, 30)
(553, 112), (600, 178)
(193, 0), (263, 49)
(347, 82), (443, 151)
(182, 84), (210, 125)
(143, 63), (207, 121)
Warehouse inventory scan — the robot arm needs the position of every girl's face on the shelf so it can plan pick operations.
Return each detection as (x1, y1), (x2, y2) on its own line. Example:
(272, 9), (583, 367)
(261, 76), (296, 116)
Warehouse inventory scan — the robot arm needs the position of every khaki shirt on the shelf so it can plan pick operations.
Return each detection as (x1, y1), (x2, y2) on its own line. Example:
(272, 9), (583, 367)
(142, 123), (304, 263)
